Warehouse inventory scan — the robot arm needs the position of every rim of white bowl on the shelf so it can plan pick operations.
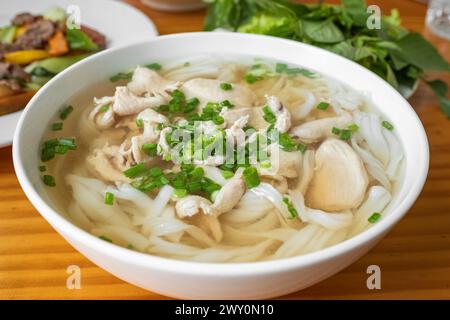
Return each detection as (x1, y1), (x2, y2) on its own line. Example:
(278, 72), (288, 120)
(13, 32), (429, 277)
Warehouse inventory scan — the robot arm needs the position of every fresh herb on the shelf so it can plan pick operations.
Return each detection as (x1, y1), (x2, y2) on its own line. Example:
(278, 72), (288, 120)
(427, 80), (450, 117)
(283, 197), (298, 219)
(123, 163), (147, 179)
(316, 102), (330, 110)
(382, 120), (394, 131)
(262, 105), (276, 124)
(221, 169), (234, 179)
(348, 123), (359, 132)
(127, 244), (135, 250)
(204, 0), (450, 115)
(136, 118), (144, 128)
(174, 188), (188, 198)
(145, 63), (162, 71)
(297, 143), (307, 154)
(368, 212), (382, 223)
(332, 127), (353, 140)
(59, 105), (73, 120)
(42, 175), (56, 187)
(104, 192), (114, 205)
(99, 105), (109, 112)
(51, 122), (63, 131)
(142, 143), (158, 156)
(243, 166), (260, 189)
(276, 63), (315, 78)
(220, 82), (233, 91)
(41, 138), (77, 162)
(99, 235), (113, 243)
(110, 71), (133, 82)
(39, 165), (47, 172)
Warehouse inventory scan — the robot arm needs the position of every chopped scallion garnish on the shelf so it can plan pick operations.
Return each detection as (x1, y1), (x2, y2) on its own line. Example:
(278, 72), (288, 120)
(220, 82), (233, 91)
(39, 165), (47, 172)
(51, 122), (63, 131)
(316, 102), (329, 110)
(382, 120), (394, 131)
(283, 197), (298, 219)
(141, 143), (158, 156)
(220, 170), (234, 179)
(243, 166), (260, 189)
(123, 163), (147, 178)
(368, 212), (382, 223)
(110, 71), (132, 82)
(145, 63), (162, 71)
(99, 235), (113, 243)
(348, 123), (359, 132)
(174, 188), (188, 198)
(104, 192), (114, 205)
(136, 118), (144, 128)
(99, 105), (109, 112)
(297, 143), (307, 153)
(59, 105), (73, 120)
(262, 105), (276, 124)
(42, 175), (56, 187)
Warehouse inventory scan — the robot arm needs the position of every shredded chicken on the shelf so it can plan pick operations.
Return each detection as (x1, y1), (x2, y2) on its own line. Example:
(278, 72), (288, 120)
(127, 66), (180, 98)
(222, 107), (267, 130)
(182, 78), (257, 109)
(175, 196), (213, 218)
(113, 86), (166, 116)
(211, 173), (246, 215)
(265, 95), (291, 133)
(265, 144), (302, 178)
(290, 113), (352, 143)
(87, 145), (131, 183)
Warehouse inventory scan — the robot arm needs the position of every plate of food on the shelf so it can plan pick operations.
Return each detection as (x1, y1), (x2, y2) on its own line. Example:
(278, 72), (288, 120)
(0, 0), (158, 148)
(13, 33), (428, 299)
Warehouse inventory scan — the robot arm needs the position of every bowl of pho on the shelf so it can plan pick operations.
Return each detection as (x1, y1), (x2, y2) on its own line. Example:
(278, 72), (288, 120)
(13, 32), (429, 299)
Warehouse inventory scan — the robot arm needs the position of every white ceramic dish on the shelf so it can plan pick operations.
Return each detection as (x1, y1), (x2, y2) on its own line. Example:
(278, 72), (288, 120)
(0, 0), (158, 148)
(13, 32), (429, 299)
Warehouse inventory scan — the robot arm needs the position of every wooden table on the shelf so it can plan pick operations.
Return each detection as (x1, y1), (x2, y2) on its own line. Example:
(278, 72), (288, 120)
(1, 0), (449, 300)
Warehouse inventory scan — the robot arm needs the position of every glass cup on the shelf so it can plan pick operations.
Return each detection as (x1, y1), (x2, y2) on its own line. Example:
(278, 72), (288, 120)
(426, 0), (450, 40)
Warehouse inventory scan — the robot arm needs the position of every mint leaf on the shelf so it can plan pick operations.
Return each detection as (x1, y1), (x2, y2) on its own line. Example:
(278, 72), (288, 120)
(342, 0), (368, 27)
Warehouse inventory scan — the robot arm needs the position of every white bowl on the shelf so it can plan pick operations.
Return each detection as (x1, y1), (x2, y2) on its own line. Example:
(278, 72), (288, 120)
(13, 32), (429, 299)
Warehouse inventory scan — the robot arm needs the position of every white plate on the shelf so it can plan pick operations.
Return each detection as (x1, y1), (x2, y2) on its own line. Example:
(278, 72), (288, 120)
(0, 0), (158, 148)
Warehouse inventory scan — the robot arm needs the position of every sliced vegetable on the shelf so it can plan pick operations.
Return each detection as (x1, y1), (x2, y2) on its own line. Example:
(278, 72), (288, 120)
(48, 30), (69, 56)
(4, 50), (50, 65)
(0, 26), (17, 44)
(66, 28), (99, 51)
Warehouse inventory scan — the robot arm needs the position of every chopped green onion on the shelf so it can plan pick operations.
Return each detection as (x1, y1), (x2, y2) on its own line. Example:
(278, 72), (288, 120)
(382, 120), (394, 131)
(104, 192), (114, 205)
(136, 118), (144, 128)
(221, 100), (234, 108)
(316, 102), (329, 110)
(331, 127), (341, 135)
(174, 188), (188, 198)
(262, 105), (276, 124)
(283, 197), (298, 219)
(54, 145), (69, 154)
(184, 62), (191, 67)
(127, 244), (135, 250)
(51, 122), (63, 131)
(110, 71), (132, 82)
(99, 235), (112, 243)
(278, 132), (297, 151)
(339, 129), (352, 141)
(99, 105), (109, 112)
(145, 63), (162, 71)
(220, 82), (233, 91)
(260, 161), (272, 169)
(123, 163), (147, 178)
(220, 170), (234, 179)
(141, 143), (158, 156)
(245, 73), (262, 84)
(348, 123), (359, 132)
(243, 166), (260, 189)
(275, 63), (288, 73)
(42, 175), (56, 187)
(213, 115), (225, 125)
(39, 165), (47, 172)
(368, 212), (382, 223)
(297, 143), (307, 153)
(57, 138), (77, 150)
(59, 105), (73, 120)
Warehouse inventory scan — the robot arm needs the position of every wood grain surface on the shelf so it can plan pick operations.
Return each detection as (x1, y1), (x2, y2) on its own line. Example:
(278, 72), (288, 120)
(1, 0), (449, 300)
